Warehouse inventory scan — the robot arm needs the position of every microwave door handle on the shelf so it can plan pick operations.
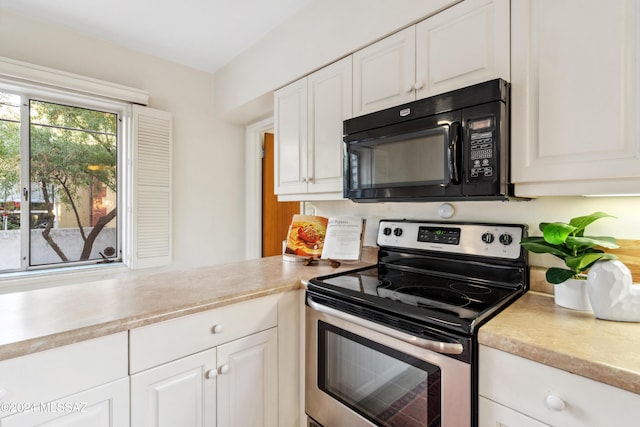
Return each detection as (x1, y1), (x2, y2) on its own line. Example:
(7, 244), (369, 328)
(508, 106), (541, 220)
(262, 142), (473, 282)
(307, 297), (464, 355)
(448, 122), (461, 185)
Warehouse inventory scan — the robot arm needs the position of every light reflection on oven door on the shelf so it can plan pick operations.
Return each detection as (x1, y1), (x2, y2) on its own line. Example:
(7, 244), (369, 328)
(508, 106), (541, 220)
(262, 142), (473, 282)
(305, 305), (471, 427)
(321, 321), (441, 426)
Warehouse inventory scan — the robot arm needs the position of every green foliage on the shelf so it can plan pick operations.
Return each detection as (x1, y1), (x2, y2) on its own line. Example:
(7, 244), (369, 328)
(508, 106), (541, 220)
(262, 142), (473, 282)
(1, 93), (118, 261)
(520, 212), (619, 284)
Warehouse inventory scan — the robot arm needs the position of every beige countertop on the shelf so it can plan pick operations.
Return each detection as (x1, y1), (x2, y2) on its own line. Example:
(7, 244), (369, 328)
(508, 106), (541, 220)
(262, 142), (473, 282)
(0, 255), (372, 361)
(4, 253), (640, 397)
(478, 291), (640, 395)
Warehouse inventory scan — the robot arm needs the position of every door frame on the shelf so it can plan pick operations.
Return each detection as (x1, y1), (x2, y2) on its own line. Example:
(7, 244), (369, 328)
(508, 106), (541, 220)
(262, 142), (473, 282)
(245, 117), (274, 259)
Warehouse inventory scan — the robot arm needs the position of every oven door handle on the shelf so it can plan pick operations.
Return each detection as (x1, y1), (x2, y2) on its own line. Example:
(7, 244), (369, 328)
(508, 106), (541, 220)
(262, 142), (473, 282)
(307, 297), (464, 355)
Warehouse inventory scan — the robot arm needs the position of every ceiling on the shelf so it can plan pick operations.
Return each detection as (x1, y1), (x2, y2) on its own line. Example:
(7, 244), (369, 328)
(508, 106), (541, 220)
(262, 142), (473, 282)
(0, 0), (313, 73)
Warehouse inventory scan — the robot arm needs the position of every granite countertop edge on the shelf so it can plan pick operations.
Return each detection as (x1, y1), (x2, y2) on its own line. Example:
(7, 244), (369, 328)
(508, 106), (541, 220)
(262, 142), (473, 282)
(478, 291), (640, 395)
(0, 255), (373, 362)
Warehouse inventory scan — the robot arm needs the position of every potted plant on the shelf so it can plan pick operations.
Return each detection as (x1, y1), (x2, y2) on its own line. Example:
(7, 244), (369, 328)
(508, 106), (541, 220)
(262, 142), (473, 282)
(520, 212), (619, 310)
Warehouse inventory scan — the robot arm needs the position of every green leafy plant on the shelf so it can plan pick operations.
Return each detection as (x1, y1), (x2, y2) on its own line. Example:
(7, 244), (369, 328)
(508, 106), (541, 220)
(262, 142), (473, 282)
(520, 212), (619, 284)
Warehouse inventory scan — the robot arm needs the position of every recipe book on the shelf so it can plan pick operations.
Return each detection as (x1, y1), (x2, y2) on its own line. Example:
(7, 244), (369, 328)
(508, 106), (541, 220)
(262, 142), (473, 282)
(283, 214), (365, 262)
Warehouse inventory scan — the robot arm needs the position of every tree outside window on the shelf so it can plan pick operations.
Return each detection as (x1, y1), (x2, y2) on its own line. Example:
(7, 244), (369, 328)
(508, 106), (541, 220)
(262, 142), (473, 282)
(0, 91), (120, 272)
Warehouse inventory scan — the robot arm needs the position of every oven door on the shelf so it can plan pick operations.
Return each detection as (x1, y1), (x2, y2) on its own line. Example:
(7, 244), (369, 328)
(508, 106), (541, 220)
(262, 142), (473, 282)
(344, 110), (463, 202)
(305, 298), (471, 427)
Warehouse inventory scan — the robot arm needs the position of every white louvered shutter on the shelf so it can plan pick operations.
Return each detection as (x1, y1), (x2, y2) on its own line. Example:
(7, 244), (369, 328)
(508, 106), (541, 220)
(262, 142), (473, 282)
(131, 105), (172, 269)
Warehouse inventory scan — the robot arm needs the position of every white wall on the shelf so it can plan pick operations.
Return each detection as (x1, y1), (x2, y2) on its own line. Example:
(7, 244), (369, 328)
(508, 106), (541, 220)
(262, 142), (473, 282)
(216, 0), (640, 270)
(309, 197), (640, 268)
(0, 9), (246, 269)
(214, 0), (460, 123)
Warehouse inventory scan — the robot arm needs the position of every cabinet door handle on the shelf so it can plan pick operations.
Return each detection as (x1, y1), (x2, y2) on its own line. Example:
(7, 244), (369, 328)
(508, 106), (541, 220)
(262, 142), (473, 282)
(414, 81), (424, 90)
(205, 369), (217, 379)
(406, 84), (415, 93)
(301, 177), (307, 183)
(218, 364), (230, 375)
(211, 324), (224, 334)
(545, 395), (566, 411)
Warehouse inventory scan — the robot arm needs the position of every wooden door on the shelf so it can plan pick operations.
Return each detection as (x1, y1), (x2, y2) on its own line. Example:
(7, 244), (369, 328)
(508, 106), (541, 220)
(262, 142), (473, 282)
(262, 132), (299, 257)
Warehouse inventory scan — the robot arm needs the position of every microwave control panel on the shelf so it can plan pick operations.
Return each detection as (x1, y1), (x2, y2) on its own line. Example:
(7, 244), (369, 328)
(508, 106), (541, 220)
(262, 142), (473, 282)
(467, 117), (495, 181)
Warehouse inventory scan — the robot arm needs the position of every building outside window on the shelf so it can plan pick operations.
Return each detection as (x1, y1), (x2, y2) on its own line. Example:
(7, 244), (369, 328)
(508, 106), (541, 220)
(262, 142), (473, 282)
(0, 89), (123, 273)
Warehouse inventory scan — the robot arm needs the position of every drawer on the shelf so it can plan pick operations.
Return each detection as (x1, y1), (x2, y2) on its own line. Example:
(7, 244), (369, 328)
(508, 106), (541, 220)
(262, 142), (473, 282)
(0, 332), (128, 418)
(479, 396), (548, 427)
(479, 345), (640, 427)
(130, 294), (278, 372)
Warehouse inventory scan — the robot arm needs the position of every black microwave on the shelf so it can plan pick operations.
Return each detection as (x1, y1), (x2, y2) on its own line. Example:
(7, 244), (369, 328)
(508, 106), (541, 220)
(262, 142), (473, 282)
(343, 79), (512, 202)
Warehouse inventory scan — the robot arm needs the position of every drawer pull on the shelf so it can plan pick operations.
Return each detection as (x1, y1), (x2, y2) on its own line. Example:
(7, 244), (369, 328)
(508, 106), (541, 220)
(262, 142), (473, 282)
(211, 324), (224, 334)
(218, 364), (230, 375)
(545, 395), (566, 411)
(205, 369), (217, 379)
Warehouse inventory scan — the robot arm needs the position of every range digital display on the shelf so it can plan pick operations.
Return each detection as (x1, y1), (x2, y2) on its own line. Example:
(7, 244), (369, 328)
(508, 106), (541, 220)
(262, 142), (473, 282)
(417, 226), (461, 245)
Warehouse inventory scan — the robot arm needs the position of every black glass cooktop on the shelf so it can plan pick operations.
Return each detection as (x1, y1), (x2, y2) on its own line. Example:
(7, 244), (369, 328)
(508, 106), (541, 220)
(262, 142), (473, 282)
(307, 265), (524, 335)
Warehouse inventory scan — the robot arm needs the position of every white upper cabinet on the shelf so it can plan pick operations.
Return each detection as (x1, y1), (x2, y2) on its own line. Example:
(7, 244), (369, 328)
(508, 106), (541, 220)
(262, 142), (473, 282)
(275, 56), (352, 200)
(353, 0), (510, 116)
(416, 0), (510, 98)
(274, 78), (308, 196)
(353, 27), (417, 116)
(511, 0), (640, 196)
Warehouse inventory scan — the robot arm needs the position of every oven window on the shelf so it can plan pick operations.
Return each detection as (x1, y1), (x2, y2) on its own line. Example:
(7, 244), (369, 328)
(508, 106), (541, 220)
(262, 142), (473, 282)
(348, 128), (445, 190)
(318, 321), (441, 427)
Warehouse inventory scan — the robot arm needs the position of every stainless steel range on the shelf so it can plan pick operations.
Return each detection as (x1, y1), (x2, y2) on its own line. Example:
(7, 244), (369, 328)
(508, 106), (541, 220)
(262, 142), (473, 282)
(305, 220), (528, 427)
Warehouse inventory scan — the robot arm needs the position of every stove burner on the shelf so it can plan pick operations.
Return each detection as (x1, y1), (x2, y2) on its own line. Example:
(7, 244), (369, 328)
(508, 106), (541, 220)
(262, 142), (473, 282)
(388, 286), (471, 308)
(450, 282), (492, 295)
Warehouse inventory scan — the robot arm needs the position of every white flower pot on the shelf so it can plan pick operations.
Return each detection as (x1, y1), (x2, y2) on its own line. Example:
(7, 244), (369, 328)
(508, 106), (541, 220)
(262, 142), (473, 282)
(554, 277), (592, 311)
(586, 260), (640, 322)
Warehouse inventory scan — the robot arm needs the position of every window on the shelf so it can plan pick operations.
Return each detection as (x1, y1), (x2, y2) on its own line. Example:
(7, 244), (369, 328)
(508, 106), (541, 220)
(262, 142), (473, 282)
(1, 89), (123, 272)
(0, 57), (172, 283)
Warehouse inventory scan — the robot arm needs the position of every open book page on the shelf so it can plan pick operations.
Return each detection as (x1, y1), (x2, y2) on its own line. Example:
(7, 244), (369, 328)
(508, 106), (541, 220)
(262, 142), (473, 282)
(320, 216), (366, 261)
(283, 215), (328, 259)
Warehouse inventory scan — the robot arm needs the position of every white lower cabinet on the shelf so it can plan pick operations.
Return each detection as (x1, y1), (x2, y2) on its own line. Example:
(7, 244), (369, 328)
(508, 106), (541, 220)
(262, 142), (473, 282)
(1, 378), (129, 427)
(130, 348), (217, 427)
(479, 345), (640, 427)
(216, 328), (278, 427)
(130, 295), (282, 427)
(131, 328), (277, 427)
(479, 396), (548, 427)
(0, 333), (129, 427)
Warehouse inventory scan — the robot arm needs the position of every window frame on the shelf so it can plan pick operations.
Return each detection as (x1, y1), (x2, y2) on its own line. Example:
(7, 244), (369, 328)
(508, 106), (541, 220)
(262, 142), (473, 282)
(1, 83), (130, 275)
(0, 57), (170, 292)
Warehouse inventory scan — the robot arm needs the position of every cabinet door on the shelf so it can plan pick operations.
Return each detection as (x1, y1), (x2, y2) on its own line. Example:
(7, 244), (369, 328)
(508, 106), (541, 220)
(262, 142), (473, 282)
(217, 328), (278, 427)
(0, 378), (129, 427)
(479, 397), (549, 427)
(353, 26), (416, 116)
(307, 56), (352, 195)
(416, 0), (510, 98)
(275, 78), (308, 195)
(511, 0), (640, 196)
(130, 348), (216, 427)
(479, 346), (640, 427)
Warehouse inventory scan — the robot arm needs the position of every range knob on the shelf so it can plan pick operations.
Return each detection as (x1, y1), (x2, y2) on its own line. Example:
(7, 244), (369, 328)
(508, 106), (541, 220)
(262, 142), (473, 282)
(499, 233), (513, 246)
(383, 227), (392, 236)
(393, 228), (403, 237)
(481, 232), (495, 244)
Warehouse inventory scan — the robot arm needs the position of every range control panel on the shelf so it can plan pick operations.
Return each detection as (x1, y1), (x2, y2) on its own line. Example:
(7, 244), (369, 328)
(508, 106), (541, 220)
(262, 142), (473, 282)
(378, 220), (525, 260)
(467, 116), (496, 182)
